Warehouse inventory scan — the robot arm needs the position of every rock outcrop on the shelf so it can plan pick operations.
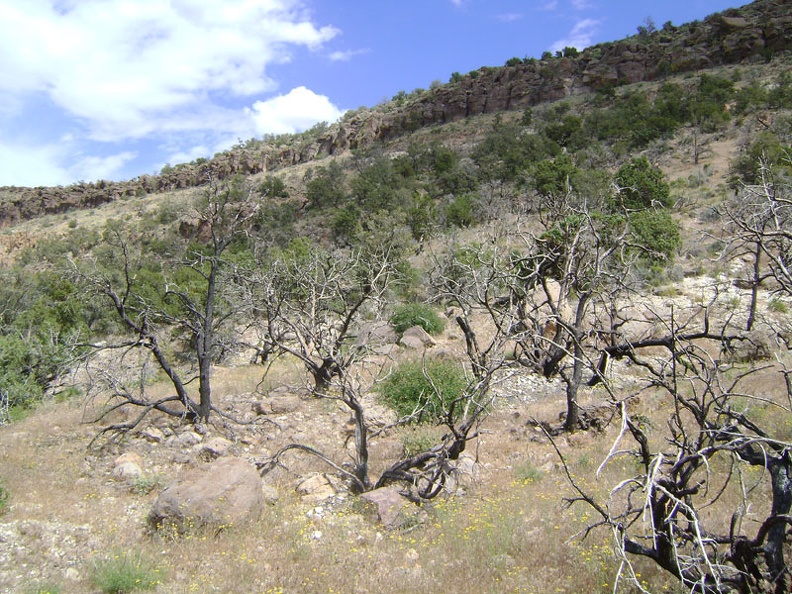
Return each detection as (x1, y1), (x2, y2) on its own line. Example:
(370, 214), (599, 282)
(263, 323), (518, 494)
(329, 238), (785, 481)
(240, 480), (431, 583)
(1, 0), (788, 228)
(148, 457), (264, 533)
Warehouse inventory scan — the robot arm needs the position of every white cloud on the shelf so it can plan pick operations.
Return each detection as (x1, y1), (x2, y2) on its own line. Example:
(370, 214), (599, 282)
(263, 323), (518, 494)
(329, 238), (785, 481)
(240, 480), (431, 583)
(549, 18), (600, 52)
(0, 137), (139, 187)
(496, 13), (524, 23)
(328, 48), (369, 62)
(0, 141), (70, 187)
(0, 0), (340, 142)
(571, 0), (594, 9)
(247, 86), (345, 135)
(72, 151), (138, 182)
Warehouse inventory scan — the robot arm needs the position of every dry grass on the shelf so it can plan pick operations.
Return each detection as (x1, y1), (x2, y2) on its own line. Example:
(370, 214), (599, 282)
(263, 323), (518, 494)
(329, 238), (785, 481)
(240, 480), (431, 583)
(0, 358), (701, 594)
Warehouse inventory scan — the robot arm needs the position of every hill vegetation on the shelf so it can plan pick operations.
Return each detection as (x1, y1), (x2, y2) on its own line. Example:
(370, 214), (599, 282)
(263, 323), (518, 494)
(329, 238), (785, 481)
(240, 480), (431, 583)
(2, 0), (792, 592)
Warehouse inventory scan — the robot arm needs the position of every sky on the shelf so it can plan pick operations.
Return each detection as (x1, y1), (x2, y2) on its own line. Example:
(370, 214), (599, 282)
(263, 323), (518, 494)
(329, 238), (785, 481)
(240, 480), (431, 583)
(0, 0), (747, 188)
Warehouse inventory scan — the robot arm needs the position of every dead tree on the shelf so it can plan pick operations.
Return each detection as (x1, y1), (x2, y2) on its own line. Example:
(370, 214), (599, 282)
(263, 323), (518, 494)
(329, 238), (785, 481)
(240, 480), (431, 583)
(258, 240), (514, 498)
(557, 295), (792, 593)
(720, 160), (790, 332)
(76, 175), (258, 440)
(443, 200), (632, 431)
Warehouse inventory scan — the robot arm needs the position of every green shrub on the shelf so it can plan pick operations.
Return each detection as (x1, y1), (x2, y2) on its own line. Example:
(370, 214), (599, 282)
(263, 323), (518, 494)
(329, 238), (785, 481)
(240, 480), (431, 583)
(90, 550), (162, 594)
(401, 427), (442, 457)
(378, 359), (467, 423)
(628, 209), (681, 262)
(0, 481), (9, 515)
(613, 156), (672, 210)
(444, 194), (477, 228)
(391, 303), (446, 336)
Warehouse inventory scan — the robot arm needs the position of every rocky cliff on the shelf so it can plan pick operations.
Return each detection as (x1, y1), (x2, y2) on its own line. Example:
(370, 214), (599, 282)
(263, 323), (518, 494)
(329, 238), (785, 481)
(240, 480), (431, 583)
(1, 0), (789, 228)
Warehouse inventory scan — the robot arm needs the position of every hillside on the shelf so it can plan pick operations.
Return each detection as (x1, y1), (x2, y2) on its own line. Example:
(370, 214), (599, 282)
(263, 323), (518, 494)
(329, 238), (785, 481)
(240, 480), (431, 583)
(2, 1), (792, 593)
(0, 0), (790, 228)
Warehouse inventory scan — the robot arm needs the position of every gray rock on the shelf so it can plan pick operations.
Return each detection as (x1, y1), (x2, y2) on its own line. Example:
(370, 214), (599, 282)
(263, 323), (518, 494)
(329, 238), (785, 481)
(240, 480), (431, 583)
(201, 436), (233, 458)
(149, 457), (264, 533)
(360, 487), (417, 530)
(399, 326), (436, 349)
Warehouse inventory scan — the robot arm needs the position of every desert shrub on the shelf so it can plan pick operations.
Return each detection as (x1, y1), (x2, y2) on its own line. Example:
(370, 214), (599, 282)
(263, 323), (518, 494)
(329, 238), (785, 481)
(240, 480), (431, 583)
(628, 209), (681, 262)
(401, 427), (442, 457)
(0, 480), (9, 515)
(390, 303), (445, 335)
(257, 175), (289, 199)
(613, 156), (672, 210)
(90, 550), (162, 594)
(444, 194), (477, 228)
(378, 359), (466, 423)
(768, 298), (789, 314)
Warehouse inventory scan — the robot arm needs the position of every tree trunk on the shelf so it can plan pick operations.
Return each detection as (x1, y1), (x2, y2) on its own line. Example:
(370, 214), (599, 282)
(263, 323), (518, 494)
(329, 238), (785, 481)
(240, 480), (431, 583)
(196, 259), (218, 421)
(767, 455), (792, 593)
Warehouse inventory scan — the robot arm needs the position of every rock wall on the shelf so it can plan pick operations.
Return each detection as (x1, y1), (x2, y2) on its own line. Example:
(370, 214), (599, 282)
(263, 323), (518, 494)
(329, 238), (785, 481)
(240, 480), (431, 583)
(1, 0), (789, 228)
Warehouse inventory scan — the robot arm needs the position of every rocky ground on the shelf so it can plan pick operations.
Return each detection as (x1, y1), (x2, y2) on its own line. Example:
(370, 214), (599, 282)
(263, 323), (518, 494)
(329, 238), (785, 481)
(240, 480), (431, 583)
(0, 272), (788, 592)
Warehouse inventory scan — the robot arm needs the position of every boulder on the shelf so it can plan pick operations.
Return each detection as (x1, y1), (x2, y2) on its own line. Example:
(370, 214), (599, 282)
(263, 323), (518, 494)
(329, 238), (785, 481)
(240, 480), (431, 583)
(354, 321), (398, 349)
(201, 436), (234, 459)
(360, 487), (417, 530)
(148, 457), (264, 533)
(399, 326), (437, 349)
(295, 473), (341, 503)
(112, 452), (143, 481)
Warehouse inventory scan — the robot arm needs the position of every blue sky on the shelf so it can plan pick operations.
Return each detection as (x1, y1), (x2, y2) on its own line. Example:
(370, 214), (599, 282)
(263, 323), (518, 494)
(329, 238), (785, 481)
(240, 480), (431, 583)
(0, 0), (745, 188)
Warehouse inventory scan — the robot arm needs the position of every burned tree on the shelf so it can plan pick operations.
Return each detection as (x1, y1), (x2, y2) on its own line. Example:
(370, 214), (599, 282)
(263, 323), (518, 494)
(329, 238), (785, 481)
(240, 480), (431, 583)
(77, 175), (258, 439)
(256, 239), (515, 498)
(558, 295), (792, 593)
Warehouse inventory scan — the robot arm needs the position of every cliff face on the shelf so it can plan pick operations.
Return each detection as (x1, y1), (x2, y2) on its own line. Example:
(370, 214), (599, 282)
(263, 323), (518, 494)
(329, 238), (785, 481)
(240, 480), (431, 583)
(1, 0), (789, 227)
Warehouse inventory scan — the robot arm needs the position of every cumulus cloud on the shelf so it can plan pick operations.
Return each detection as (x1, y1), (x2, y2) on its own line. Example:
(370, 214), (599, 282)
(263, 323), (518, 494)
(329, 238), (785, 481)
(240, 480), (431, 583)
(0, 0), (339, 140)
(549, 18), (600, 52)
(0, 0), (347, 185)
(328, 48), (369, 62)
(496, 13), (524, 23)
(247, 87), (345, 135)
(0, 140), (134, 187)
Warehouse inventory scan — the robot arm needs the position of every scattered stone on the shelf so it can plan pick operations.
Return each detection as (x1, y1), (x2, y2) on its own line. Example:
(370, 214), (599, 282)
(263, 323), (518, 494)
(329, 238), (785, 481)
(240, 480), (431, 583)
(113, 452), (143, 467)
(261, 484), (280, 505)
(148, 457), (264, 533)
(201, 436), (233, 458)
(139, 427), (165, 443)
(295, 473), (340, 503)
(112, 453), (143, 481)
(354, 321), (398, 349)
(450, 453), (480, 489)
(253, 394), (302, 415)
(113, 461), (143, 481)
(360, 487), (417, 530)
(399, 326), (437, 349)
(177, 431), (202, 447)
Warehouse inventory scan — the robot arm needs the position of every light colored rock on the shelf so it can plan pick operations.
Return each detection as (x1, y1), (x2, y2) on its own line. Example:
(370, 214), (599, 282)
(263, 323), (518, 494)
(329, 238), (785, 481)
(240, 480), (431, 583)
(202, 436), (233, 458)
(113, 452), (143, 468)
(355, 321), (398, 349)
(113, 461), (143, 481)
(148, 457), (264, 532)
(253, 394), (302, 415)
(261, 484), (280, 505)
(360, 487), (416, 530)
(139, 427), (165, 443)
(177, 431), (202, 446)
(295, 473), (339, 503)
(399, 326), (436, 349)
